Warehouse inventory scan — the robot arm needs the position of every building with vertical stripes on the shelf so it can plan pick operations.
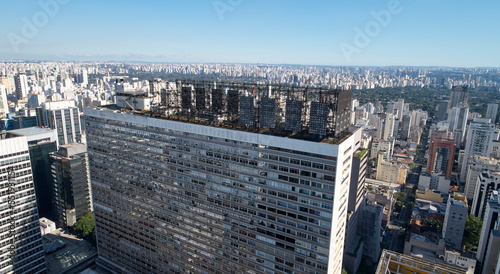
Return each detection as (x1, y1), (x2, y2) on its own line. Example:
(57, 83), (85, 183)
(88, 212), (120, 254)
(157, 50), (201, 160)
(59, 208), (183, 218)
(36, 100), (82, 146)
(0, 133), (46, 273)
(84, 81), (354, 273)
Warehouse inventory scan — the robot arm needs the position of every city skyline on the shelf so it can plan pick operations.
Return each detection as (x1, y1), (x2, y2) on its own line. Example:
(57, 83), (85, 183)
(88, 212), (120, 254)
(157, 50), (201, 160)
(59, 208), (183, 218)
(1, 0), (500, 67)
(1, 0), (499, 272)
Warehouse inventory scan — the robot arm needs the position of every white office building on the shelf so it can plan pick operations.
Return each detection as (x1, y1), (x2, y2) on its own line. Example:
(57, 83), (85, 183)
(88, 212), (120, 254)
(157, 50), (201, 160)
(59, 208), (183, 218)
(0, 133), (46, 273)
(460, 118), (499, 183)
(465, 156), (500, 200)
(477, 191), (500, 274)
(36, 100), (82, 145)
(472, 172), (500, 219)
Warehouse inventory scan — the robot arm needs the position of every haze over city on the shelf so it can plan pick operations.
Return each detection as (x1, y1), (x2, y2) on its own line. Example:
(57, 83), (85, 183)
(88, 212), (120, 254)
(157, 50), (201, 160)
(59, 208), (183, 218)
(1, 0), (500, 67)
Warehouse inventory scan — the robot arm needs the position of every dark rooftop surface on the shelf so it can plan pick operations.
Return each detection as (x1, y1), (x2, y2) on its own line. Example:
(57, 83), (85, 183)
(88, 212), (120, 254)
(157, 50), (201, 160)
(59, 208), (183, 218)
(42, 229), (97, 274)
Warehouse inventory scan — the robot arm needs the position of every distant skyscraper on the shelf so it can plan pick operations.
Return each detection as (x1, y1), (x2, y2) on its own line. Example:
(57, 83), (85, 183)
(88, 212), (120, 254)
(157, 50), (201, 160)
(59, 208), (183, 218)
(50, 143), (92, 228)
(382, 113), (395, 140)
(442, 193), (468, 249)
(460, 118), (500, 183)
(449, 85), (469, 109)
(0, 84), (9, 117)
(447, 104), (468, 147)
(0, 133), (47, 273)
(427, 129), (455, 178)
(394, 99), (404, 120)
(84, 82), (355, 273)
(81, 69), (88, 87)
(386, 101), (395, 116)
(486, 103), (498, 124)
(36, 100), (82, 145)
(14, 73), (28, 99)
(0, 76), (12, 92)
(436, 99), (449, 122)
(400, 114), (412, 141)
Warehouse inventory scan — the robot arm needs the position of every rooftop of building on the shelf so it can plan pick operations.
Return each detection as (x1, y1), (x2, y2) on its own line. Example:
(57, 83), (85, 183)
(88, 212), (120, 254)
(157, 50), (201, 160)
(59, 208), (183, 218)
(51, 143), (87, 158)
(480, 171), (500, 180)
(5, 126), (54, 137)
(42, 229), (97, 274)
(94, 80), (355, 143)
(89, 104), (354, 145)
(39, 217), (56, 228)
(470, 155), (500, 164)
(451, 192), (467, 203)
(376, 249), (468, 274)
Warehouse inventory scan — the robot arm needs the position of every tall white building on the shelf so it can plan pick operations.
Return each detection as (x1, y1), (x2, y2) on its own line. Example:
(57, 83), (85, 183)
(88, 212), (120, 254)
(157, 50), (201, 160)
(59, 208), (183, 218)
(36, 100), (82, 145)
(486, 103), (498, 124)
(460, 118), (499, 183)
(14, 73), (28, 99)
(383, 113), (395, 141)
(477, 191), (500, 274)
(472, 171), (500, 219)
(411, 109), (427, 128)
(0, 84), (9, 117)
(0, 133), (47, 273)
(465, 156), (500, 200)
(84, 83), (355, 274)
(386, 99), (404, 120)
(449, 85), (469, 109)
(448, 104), (469, 147)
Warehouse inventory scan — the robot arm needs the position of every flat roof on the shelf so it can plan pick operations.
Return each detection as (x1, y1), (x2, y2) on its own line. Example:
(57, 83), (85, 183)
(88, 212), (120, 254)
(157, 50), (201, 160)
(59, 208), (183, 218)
(43, 229), (97, 274)
(7, 127), (54, 136)
(86, 105), (353, 145)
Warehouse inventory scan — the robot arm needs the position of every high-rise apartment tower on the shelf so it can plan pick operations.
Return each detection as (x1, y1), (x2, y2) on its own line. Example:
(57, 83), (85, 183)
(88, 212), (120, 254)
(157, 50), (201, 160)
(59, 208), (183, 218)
(85, 82), (354, 273)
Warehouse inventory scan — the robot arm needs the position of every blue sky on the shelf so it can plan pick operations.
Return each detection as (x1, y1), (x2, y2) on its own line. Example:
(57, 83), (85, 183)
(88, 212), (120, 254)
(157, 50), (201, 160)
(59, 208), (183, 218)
(0, 0), (499, 67)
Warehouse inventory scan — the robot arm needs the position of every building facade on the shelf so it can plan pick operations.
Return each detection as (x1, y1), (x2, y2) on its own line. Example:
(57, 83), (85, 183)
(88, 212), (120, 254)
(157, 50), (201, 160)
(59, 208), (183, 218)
(436, 100), (449, 122)
(472, 172), (500, 219)
(460, 118), (499, 183)
(359, 204), (383, 264)
(465, 156), (500, 201)
(442, 193), (468, 250)
(447, 104), (468, 147)
(85, 106), (355, 274)
(36, 100), (82, 145)
(6, 127), (58, 218)
(0, 134), (46, 273)
(49, 143), (92, 228)
(0, 84), (8, 117)
(476, 191), (500, 273)
(376, 151), (408, 185)
(427, 129), (455, 178)
(449, 85), (469, 109)
(14, 73), (28, 100)
(486, 103), (498, 125)
(344, 128), (368, 274)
